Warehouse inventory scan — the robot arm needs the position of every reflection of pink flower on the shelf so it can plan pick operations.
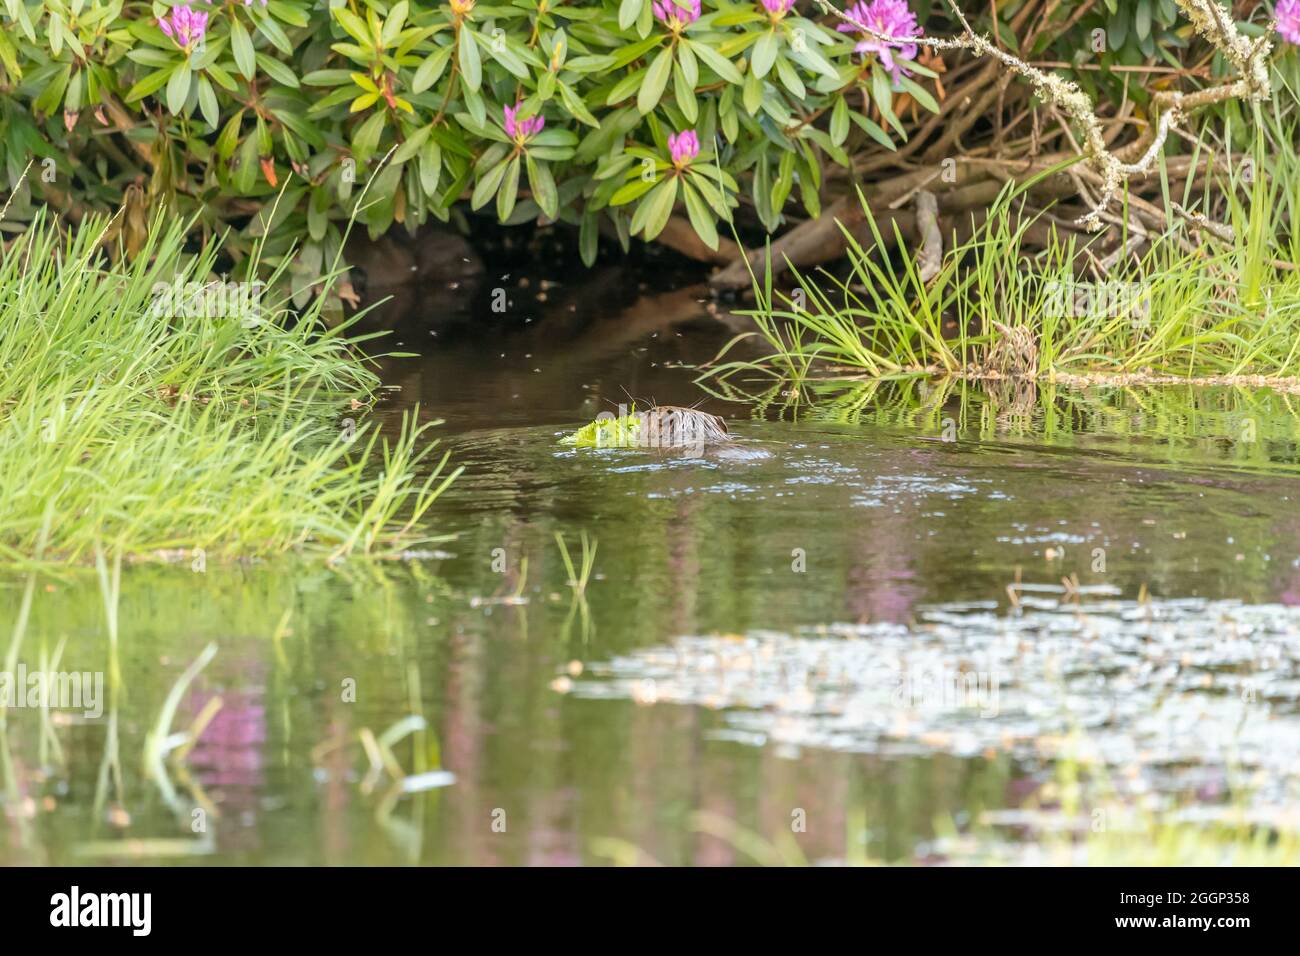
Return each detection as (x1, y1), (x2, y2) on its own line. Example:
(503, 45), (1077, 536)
(158, 4), (209, 52)
(837, 0), (922, 84)
(1279, 0), (1300, 45)
(653, 0), (701, 27)
(503, 102), (544, 143)
(187, 689), (266, 788)
(759, 0), (793, 15)
(668, 129), (700, 167)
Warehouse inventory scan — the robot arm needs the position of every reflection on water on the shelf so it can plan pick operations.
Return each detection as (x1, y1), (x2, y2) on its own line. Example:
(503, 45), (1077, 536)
(3, 271), (1300, 865)
(570, 597), (1300, 825)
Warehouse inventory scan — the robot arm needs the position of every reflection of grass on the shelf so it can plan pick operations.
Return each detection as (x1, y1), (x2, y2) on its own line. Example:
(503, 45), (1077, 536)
(555, 532), (597, 644)
(555, 531), (598, 594)
(593, 751), (1300, 866)
(704, 372), (1300, 465)
(0, 211), (460, 565)
(982, 746), (1300, 866)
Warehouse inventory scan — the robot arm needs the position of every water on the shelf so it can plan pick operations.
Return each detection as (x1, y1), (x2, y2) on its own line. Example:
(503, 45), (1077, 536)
(4, 270), (1300, 865)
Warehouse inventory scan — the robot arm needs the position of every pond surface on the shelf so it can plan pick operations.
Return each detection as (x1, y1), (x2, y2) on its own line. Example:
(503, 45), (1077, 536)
(4, 268), (1300, 865)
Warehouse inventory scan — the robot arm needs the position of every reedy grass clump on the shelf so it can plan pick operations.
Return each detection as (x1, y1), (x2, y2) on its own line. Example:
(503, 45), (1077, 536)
(0, 211), (459, 565)
(708, 99), (1300, 387)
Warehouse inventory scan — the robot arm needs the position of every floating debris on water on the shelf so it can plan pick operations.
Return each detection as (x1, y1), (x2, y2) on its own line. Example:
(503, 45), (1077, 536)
(560, 596), (1300, 811)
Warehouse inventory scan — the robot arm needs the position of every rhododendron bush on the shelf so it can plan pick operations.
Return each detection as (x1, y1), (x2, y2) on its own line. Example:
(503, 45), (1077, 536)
(0, 1), (1281, 281)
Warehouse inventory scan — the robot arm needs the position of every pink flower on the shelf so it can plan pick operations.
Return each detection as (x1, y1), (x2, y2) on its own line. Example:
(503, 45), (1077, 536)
(652, 0), (701, 28)
(504, 102), (545, 143)
(243, 0), (268, 5)
(158, 5), (209, 52)
(668, 129), (700, 167)
(759, 0), (794, 16)
(837, 0), (921, 84)
(1278, 0), (1300, 45)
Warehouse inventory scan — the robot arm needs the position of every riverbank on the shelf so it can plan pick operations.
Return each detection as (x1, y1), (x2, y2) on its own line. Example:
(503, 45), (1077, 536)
(0, 213), (458, 566)
(708, 102), (1300, 389)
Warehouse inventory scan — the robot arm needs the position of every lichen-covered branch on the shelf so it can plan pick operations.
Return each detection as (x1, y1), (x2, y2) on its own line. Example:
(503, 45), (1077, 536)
(817, 0), (1274, 230)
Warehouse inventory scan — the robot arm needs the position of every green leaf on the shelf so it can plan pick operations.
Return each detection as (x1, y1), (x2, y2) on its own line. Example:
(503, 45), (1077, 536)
(256, 52), (300, 88)
(673, 62), (698, 123)
(257, 15), (295, 57)
(166, 65), (192, 116)
(680, 179), (718, 251)
(419, 139), (443, 198)
(579, 209), (599, 266)
(638, 46), (673, 115)
(231, 18), (256, 80)
(393, 124), (431, 163)
(334, 8), (370, 44)
(459, 28), (481, 92)
(463, 85), (487, 127)
(476, 29), (530, 80)
(526, 154), (558, 219)
(830, 96), (849, 146)
(685, 169), (732, 219)
(751, 31), (778, 79)
(619, 0), (644, 31)
(308, 192), (329, 240)
(496, 154), (521, 221)
(788, 37), (838, 80)
(775, 56), (804, 99)
(677, 40), (698, 88)
(124, 65), (175, 104)
(635, 176), (678, 241)
(605, 68), (646, 107)
(772, 149), (794, 212)
(302, 69), (353, 87)
(742, 67), (763, 115)
(720, 94), (738, 142)
(205, 62), (238, 93)
(471, 156), (510, 210)
(610, 176), (658, 206)
(352, 111), (386, 160)
(871, 65), (905, 137)
(687, 40), (743, 85)
(411, 46), (451, 94)
(234, 134), (259, 193)
(383, 0), (409, 45)
(849, 109), (895, 150)
(197, 74), (220, 128)
(216, 109), (245, 160)
(899, 75), (938, 114)
(559, 83), (600, 127)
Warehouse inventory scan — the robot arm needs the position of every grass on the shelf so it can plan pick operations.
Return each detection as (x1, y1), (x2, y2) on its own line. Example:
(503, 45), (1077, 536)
(707, 92), (1300, 389)
(0, 209), (460, 565)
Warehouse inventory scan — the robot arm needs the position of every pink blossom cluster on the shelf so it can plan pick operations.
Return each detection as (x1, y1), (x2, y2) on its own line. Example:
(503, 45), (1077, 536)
(653, 0), (702, 28)
(1278, 0), (1300, 45)
(158, 4), (209, 51)
(504, 102), (545, 142)
(837, 0), (922, 84)
(668, 129), (700, 167)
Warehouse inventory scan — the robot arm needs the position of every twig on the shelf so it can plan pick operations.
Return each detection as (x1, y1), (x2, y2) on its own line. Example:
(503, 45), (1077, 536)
(914, 190), (943, 283)
(1171, 201), (1235, 242)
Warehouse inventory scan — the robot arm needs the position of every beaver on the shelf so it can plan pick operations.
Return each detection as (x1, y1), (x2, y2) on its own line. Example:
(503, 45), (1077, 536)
(561, 405), (732, 451)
